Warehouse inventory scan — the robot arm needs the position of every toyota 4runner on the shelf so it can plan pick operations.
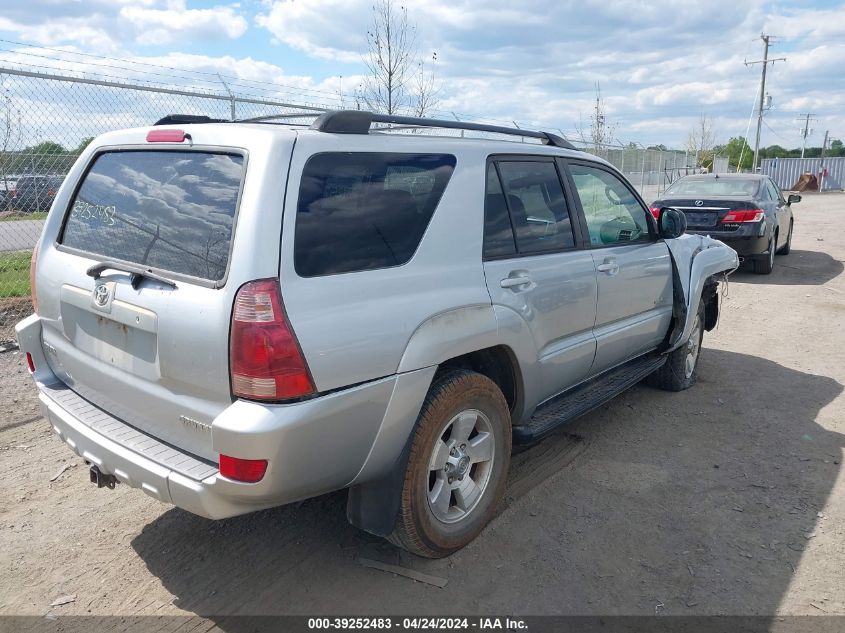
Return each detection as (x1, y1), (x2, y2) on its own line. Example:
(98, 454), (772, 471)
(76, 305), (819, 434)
(17, 111), (738, 557)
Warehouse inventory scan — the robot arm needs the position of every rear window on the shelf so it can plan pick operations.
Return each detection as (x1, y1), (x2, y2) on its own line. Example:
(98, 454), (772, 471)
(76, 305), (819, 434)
(60, 150), (244, 282)
(295, 152), (456, 277)
(665, 178), (760, 197)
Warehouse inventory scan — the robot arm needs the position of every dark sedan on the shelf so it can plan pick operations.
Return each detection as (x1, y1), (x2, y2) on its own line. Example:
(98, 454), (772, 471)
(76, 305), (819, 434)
(650, 173), (800, 274)
(9, 175), (64, 213)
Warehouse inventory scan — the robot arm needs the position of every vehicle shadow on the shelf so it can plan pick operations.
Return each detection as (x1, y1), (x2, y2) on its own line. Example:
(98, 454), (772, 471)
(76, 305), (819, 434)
(731, 249), (843, 286)
(131, 350), (844, 619)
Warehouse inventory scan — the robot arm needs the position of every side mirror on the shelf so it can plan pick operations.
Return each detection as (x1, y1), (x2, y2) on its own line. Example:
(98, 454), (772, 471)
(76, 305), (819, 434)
(788, 193), (801, 205)
(658, 207), (686, 239)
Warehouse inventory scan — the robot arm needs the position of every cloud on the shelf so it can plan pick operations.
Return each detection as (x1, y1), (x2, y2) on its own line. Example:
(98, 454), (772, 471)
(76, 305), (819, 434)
(1, 0), (844, 147)
(0, 0), (248, 52)
(120, 2), (248, 46)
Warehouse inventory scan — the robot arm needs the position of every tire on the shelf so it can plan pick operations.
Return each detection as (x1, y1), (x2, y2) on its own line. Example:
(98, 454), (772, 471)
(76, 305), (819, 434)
(777, 220), (793, 255)
(646, 301), (705, 392)
(752, 233), (776, 275)
(388, 370), (511, 558)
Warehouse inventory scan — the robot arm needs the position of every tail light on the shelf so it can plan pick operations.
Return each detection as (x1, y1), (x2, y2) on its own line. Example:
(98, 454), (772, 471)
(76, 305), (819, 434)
(649, 207), (662, 219)
(219, 454), (267, 483)
(47, 189), (56, 197)
(25, 352), (35, 373)
(29, 242), (38, 312)
(229, 279), (315, 400)
(146, 129), (187, 143)
(9, 188), (16, 198)
(721, 209), (764, 223)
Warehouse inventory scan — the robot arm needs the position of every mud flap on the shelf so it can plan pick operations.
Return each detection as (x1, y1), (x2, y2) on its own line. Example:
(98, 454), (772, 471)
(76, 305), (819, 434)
(345, 431), (415, 537)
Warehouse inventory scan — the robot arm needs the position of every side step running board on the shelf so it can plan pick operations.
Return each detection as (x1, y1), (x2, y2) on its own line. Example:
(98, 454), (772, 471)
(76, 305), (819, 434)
(512, 354), (666, 445)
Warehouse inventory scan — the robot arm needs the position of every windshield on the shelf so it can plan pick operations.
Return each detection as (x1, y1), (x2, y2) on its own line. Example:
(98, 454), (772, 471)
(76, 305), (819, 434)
(665, 178), (760, 197)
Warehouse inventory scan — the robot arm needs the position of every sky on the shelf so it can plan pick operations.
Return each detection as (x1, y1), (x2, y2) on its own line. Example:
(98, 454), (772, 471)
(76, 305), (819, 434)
(0, 0), (843, 149)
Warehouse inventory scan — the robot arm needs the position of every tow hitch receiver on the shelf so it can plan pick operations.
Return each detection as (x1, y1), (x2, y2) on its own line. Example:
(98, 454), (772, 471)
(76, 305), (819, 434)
(89, 465), (118, 489)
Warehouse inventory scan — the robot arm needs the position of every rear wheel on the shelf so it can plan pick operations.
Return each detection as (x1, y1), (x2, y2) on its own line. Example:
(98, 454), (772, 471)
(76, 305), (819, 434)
(646, 301), (705, 392)
(752, 233), (776, 274)
(777, 220), (793, 255)
(389, 370), (511, 558)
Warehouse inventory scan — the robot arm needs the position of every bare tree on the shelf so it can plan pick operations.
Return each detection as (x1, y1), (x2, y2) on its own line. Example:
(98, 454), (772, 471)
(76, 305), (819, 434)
(411, 51), (441, 117)
(686, 114), (717, 169)
(0, 85), (22, 211)
(576, 83), (618, 152)
(362, 0), (416, 115)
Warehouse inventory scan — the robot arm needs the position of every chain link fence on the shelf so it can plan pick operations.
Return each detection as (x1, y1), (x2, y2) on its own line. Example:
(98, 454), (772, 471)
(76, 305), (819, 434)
(0, 64), (701, 342)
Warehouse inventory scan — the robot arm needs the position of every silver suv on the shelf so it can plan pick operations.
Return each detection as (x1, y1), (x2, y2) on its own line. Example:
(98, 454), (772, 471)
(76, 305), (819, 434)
(17, 111), (738, 557)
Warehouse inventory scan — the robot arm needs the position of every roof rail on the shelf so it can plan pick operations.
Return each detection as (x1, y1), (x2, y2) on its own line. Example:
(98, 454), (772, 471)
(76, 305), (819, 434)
(309, 110), (575, 149)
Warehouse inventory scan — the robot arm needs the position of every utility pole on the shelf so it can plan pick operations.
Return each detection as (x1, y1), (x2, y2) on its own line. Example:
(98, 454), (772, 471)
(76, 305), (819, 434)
(797, 113), (816, 159)
(819, 130), (829, 191)
(745, 35), (786, 171)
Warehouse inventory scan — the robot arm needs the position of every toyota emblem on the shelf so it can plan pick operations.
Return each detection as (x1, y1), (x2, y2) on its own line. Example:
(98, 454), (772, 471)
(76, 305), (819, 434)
(694, 200), (704, 207)
(93, 284), (110, 307)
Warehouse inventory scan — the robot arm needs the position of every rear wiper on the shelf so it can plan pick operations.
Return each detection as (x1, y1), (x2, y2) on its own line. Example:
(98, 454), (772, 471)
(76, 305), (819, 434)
(86, 261), (178, 290)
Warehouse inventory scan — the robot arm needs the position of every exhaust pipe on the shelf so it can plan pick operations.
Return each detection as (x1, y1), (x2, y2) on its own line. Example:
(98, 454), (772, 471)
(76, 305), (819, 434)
(89, 465), (118, 490)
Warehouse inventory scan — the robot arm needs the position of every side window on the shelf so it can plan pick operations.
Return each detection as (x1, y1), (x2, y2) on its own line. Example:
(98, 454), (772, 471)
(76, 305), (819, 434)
(483, 164), (517, 259)
(766, 179), (783, 203)
(568, 164), (650, 246)
(295, 152), (456, 277)
(495, 161), (575, 254)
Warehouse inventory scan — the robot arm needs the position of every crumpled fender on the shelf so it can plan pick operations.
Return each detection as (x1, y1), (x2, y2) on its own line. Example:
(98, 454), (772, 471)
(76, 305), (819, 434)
(664, 234), (739, 352)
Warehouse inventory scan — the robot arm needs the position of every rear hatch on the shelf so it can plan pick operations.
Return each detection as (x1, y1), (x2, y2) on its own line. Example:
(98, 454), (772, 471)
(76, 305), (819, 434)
(34, 126), (292, 462)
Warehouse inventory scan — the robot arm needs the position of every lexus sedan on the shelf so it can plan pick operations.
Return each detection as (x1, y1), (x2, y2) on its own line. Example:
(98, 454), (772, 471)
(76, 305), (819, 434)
(650, 173), (799, 274)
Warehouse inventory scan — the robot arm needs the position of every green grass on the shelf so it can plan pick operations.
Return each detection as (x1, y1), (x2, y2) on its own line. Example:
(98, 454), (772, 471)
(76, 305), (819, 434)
(0, 212), (48, 222)
(0, 251), (32, 298)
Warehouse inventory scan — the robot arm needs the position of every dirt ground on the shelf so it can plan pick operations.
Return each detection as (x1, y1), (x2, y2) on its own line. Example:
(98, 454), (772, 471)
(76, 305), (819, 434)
(1, 193), (844, 620)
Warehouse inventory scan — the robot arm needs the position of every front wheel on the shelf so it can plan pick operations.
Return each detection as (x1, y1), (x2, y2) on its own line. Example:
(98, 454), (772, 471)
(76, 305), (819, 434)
(646, 301), (705, 392)
(389, 370), (511, 558)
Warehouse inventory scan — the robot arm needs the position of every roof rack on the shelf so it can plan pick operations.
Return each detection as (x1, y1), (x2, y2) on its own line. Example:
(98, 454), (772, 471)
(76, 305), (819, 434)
(309, 110), (575, 149)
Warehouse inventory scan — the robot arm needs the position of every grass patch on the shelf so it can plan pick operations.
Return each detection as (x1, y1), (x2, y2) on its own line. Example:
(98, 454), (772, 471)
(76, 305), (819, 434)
(0, 212), (48, 222)
(0, 250), (32, 298)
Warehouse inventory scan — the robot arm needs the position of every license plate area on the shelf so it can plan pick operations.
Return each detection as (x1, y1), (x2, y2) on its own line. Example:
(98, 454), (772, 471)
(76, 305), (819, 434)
(683, 211), (717, 227)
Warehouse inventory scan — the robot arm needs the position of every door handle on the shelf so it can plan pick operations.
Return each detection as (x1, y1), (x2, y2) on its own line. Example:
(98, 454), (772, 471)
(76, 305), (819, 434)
(500, 274), (532, 289)
(596, 260), (619, 275)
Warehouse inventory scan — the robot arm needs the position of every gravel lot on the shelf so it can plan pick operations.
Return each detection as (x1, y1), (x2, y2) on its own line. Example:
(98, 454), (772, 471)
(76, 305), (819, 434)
(1, 192), (843, 620)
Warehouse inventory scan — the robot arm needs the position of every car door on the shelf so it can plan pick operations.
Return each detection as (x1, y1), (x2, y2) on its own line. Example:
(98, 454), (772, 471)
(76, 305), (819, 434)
(564, 160), (674, 376)
(482, 158), (598, 404)
(765, 178), (790, 249)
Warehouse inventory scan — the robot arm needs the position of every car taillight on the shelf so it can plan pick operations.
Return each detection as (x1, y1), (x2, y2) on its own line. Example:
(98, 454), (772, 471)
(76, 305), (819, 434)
(219, 454), (267, 483)
(25, 352), (35, 373)
(47, 189), (55, 197)
(9, 188), (16, 198)
(146, 129), (187, 143)
(29, 244), (38, 313)
(649, 207), (662, 219)
(229, 278), (315, 400)
(721, 209), (764, 223)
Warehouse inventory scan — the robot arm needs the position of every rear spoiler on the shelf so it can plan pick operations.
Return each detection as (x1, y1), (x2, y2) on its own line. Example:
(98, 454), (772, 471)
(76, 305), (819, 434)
(153, 114), (227, 126)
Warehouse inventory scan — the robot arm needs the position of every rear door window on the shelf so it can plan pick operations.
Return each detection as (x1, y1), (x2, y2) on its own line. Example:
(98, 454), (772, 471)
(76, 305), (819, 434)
(294, 152), (456, 277)
(495, 160), (575, 254)
(60, 150), (244, 282)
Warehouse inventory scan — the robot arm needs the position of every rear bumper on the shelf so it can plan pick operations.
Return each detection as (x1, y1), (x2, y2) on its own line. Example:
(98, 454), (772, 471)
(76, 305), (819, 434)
(687, 230), (769, 257)
(16, 314), (434, 520)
